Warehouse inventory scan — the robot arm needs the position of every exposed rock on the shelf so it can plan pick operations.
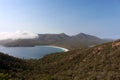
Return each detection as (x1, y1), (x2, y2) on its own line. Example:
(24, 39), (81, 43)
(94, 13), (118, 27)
(112, 40), (120, 48)
(93, 47), (104, 55)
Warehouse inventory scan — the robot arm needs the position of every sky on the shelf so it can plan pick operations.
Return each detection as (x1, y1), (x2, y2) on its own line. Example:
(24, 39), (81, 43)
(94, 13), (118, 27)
(0, 0), (120, 39)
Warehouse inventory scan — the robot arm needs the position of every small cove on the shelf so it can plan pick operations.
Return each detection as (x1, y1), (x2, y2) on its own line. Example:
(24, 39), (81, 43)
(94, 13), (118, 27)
(0, 46), (68, 59)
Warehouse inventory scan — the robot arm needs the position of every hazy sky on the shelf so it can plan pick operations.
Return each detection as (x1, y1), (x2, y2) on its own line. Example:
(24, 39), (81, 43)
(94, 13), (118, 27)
(0, 0), (120, 39)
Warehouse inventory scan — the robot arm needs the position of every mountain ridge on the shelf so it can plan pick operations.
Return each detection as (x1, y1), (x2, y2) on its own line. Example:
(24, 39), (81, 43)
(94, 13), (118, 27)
(0, 33), (111, 50)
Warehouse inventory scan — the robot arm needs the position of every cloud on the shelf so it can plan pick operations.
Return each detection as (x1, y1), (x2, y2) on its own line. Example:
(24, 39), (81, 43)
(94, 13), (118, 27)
(0, 31), (39, 40)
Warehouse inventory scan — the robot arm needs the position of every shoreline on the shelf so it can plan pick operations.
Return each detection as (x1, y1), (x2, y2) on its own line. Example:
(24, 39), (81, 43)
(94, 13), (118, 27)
(1, 45), (69, 52)
(44, 45), (69, 52)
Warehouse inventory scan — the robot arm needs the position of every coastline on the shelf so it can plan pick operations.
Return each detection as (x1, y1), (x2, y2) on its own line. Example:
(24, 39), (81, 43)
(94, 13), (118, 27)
(2, 45), (69, 52)
(44, 45), (69, 52)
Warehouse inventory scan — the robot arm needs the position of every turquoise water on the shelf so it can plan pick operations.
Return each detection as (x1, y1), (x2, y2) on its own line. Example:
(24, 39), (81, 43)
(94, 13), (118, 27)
(0, 46), (65, 59)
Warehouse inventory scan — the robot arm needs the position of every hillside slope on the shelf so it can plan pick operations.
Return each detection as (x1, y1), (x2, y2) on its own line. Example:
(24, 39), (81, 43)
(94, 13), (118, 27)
(31, 40), (120, 80)
(0, 53), (29, 79)
(1, 40), (120, 80)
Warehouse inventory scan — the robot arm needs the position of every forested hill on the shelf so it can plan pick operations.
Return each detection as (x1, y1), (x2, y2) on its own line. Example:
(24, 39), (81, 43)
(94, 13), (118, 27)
(0, 52), (29, 80)
(1, 40), (120, 79)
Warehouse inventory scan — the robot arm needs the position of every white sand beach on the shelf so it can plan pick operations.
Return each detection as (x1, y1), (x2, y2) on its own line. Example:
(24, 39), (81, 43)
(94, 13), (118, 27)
(44, 46), (69, 52)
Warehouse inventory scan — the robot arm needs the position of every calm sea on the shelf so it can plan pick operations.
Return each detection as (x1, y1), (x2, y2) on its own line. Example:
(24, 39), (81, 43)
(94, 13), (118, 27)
(0, 46), (65, 59)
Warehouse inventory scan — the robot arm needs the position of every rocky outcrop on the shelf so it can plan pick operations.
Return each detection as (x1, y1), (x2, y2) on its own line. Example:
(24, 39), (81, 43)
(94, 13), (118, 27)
(112, 40), (120, 48)
(93, 47), (104, 55)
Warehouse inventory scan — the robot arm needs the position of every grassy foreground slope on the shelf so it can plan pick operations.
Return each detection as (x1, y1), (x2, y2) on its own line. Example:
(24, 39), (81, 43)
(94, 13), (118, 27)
(32, 40), (120, 80)
(1, 40), (120, 80)
(0, 53), (30, 80)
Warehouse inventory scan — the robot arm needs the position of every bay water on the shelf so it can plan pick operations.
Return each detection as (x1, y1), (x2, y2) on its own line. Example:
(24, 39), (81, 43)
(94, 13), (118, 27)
(0, 46), (65, 59)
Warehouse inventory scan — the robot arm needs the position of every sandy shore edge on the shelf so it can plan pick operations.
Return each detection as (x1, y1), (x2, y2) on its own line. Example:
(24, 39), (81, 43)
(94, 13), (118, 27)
(44, 46), (69, 52)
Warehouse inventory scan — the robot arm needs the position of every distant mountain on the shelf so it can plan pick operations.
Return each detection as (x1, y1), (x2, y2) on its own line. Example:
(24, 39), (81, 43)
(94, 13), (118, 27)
(37, 33), (111, 49)
(38, 33), (70, 44)
(56, 33), (107, 49)
(3, 39), (40, 47)
(1, 39), (120, 79)
(0, 33), (112, 49)
(103, 38), (115, 41)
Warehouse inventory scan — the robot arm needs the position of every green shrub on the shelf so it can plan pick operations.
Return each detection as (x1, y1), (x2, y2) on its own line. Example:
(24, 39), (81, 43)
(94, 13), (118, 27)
(0, 73), (10, 80)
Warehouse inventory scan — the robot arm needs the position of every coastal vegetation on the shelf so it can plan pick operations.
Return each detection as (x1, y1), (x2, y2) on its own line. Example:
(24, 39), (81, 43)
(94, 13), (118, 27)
(0, 40), (120, 80)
